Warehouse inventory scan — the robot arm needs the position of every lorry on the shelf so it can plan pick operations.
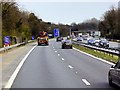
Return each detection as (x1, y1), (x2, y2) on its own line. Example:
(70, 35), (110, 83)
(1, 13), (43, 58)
(37, 31), (49, 46)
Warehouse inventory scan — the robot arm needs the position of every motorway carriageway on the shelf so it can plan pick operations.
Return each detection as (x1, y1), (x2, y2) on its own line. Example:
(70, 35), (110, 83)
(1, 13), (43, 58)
(4, 39), (118, 89)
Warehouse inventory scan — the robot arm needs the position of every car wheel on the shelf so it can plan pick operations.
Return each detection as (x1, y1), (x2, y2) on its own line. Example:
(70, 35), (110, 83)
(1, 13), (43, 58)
(38, 43), (40, 46)
(108, 74), (113, 86)
(46, 42), (49, 45)
(62, 45), (64, 49)
(70, 46), (72, 49)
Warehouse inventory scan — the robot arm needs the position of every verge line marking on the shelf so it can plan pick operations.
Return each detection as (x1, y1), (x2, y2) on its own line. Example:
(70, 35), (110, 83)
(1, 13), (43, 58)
(82, 79), (91, 86)
(73, 47), (115, 66)
(4, 45), (37, 88)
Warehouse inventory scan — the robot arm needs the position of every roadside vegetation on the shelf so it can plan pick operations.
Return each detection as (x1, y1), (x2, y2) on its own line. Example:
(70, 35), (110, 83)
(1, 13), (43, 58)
(73, 44), (119, 63)
(1, 1), (120, 48)
(1, 1), (70, 48)
(99, 6), (120, 40)
(71, 6), (120, 41)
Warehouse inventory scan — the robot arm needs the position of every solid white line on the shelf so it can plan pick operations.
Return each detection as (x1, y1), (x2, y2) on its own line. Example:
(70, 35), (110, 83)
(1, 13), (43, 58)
(61, 58), (64, 61)
(4, 45), (37, 88)
(82, 79), (91, 86)
(58, 54), (60, 56)
(73, 47), (115, 66)
(68, 65), (73, 69)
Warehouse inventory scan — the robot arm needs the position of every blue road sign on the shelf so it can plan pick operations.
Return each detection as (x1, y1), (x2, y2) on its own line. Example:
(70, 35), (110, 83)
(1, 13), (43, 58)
(32, 36), (35, 40)
(54, 28), (60, 37)
(4, 36), (10, 45)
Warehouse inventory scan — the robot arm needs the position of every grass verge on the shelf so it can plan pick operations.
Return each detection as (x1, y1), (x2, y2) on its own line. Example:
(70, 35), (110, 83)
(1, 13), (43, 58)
(73, 44), (119, 64)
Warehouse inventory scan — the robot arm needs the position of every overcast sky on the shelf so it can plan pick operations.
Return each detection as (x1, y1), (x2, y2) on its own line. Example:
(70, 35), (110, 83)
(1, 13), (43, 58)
(17, 0), (118, 25)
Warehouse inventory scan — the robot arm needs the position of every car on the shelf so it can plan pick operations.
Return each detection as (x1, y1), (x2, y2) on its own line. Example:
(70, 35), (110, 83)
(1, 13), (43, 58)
(99, 38), (109, 48)
(88, 39), (94, 45)
(108, 58), (120, 87)
(93, 38), (100, 46)
(87, 38), (100, 46)
(76, 37), (83, 41)
(56, 37), (63, 42)
(72, 38), (77, 41)
(62, 39), (72, 49)
(82, 35), (88, 40)
(72, 37), (83, 42)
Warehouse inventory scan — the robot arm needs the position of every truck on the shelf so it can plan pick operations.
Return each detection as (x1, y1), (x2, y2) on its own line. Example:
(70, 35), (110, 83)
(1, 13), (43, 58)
(37, 31), (49, 46)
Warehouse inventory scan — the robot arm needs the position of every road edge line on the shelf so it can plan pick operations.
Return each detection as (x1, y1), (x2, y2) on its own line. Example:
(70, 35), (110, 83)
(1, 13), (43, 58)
(73, 47), (115, 66)
(4, 45), (37, 88)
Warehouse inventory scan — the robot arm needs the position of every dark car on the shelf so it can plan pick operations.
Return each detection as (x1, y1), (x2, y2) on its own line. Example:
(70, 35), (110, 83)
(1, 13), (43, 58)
(62, 39), (72, 49)
(56, 37), (63, 42)
(88, 39), (95, 45)
(108, 58), (120, 87)
(99, 38), (109, 48)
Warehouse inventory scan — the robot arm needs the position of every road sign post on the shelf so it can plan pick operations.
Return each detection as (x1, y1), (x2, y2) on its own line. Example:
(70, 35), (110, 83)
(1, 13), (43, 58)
(4, 36), (10, 46)
(54, 28), (60, 38)
(4, 36), (10, 52)
(32, 36), (35, 40)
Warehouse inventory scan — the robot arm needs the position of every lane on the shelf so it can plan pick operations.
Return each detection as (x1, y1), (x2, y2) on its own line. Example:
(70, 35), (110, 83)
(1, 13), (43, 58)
(10, 40), (117, 89)
(11, 41), (86, 88)
(52, 40), (115, 88)
(109, 41), (120, 48)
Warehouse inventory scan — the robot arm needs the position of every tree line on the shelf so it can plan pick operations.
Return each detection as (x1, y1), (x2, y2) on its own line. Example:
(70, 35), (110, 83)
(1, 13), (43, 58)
(71, 18), (99, 31)
(71, 6), (120, 40)
(1, 1), (120, 48)
(99, 6), (120, 40)
(1, 1), (69, 47)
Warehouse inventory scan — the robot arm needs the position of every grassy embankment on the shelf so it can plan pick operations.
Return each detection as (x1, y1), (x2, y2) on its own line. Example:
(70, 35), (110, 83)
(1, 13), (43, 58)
(73, 44), (119, 63)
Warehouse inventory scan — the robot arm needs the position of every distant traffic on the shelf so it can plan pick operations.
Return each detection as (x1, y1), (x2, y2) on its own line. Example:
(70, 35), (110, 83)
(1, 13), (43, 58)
(72, 35), (109, 48)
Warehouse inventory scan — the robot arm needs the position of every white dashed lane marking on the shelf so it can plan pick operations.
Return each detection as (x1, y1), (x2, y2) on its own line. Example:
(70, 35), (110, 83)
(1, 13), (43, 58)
(55, 51), (57, 53)
(61, 58), (64, 61)
(58, 54), (60, 56)
(68, 65), (73, 69)
(75, 71), (78, 74)
(82, 79), (91, 86)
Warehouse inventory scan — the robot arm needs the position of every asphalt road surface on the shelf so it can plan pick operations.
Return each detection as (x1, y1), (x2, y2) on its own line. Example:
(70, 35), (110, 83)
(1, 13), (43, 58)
(109, 41), (120, 48)
(11, 40), (117, 89)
